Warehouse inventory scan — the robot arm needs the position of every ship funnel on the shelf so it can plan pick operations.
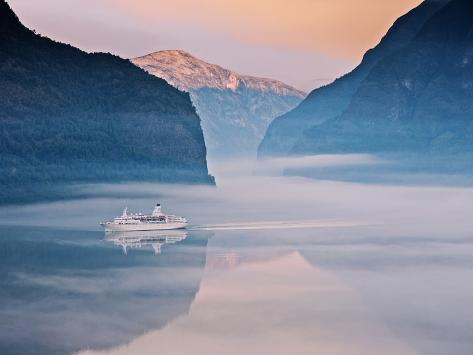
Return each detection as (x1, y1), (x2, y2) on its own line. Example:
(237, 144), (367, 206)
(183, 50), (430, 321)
(152, 203), (163, 217)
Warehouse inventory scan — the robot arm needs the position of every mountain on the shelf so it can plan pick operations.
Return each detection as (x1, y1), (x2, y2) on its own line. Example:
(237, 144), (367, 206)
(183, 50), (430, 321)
(132, 50), (305, 158)
(292, 0), (473, 157)
(0, 1), (213, 204)
(258, 0), (450, 158)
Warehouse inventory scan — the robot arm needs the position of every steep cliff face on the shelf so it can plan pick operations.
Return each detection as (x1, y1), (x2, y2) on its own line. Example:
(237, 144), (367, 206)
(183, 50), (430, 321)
(292, 0), (473, 156)
(0, 1), (213, 204)
(132, 50), (305, 158)
(258, 0), (450, 158)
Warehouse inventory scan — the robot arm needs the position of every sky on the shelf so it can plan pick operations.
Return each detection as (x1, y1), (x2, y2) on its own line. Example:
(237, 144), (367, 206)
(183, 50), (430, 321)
(8, 0), (422, 92)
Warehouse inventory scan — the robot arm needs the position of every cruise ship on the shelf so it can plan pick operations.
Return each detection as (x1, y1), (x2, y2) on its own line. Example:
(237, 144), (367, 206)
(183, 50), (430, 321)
(101, 204), (188, 232)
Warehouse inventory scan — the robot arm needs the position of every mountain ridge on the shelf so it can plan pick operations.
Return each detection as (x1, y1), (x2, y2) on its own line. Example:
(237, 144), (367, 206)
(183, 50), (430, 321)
(0, 0), (213, 204)
(133, 50), (305, 158)
(133, 50), (305, 96)
(258, 0), (450, 157)
(290, 0), (473, 157)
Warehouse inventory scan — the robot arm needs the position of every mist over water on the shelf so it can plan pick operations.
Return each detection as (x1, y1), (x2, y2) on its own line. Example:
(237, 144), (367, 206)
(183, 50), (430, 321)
(1, 156), (473, 355)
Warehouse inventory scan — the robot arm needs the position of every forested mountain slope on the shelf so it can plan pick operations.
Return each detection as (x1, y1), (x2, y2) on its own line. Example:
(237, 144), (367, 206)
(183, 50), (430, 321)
(0, 1), (213, 204)
(258, 0), (450, 157)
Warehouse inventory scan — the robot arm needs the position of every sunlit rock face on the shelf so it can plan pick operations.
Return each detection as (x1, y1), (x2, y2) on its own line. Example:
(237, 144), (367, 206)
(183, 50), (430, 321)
(258, 0), (451, 158)
(0, 1), (213, 205)
(132, 50), (305, 158)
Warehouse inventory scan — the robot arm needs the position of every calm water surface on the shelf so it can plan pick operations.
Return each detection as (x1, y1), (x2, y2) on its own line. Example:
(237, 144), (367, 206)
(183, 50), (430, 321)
(1, 160), (473, 355)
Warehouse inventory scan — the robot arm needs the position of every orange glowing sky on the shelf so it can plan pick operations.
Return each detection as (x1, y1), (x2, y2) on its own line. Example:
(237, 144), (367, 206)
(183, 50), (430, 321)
(109, 0), (422, 59)
(8, 0), (422, 91)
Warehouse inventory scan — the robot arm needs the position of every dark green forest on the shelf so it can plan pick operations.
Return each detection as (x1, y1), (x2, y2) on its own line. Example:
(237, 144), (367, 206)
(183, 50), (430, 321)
(259, 0), (473, 163)
(0, 1), (213, 204)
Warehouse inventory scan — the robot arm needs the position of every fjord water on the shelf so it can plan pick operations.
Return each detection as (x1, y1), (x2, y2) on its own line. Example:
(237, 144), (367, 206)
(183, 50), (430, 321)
(1, 158), (473, 355)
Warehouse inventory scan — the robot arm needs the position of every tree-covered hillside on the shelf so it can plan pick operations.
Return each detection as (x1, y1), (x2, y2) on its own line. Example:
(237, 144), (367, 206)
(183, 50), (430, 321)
(292, 0), (473, 156)
(0, 1), (213, 204)
(258, 0), (450, 158)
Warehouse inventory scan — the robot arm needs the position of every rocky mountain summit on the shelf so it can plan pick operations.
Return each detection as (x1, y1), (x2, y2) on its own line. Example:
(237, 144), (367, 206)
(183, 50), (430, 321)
(133, 50), (305, 158)
(133, 50), (304, 96)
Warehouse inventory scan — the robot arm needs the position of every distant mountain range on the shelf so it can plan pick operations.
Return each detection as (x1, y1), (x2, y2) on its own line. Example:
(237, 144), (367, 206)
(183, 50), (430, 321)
(0, 1), (213, 204)
(259, 0), (471, 159)
(132, 50), (305, 158)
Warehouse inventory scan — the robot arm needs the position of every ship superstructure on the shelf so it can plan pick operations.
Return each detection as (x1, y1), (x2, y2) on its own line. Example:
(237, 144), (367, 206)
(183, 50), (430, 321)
(101, 204), (188, 232)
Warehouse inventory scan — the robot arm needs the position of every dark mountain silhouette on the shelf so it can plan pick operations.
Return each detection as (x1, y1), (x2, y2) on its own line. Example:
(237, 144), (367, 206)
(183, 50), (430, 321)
(0, 1), (213, 204)
(258, 0), (451, 158)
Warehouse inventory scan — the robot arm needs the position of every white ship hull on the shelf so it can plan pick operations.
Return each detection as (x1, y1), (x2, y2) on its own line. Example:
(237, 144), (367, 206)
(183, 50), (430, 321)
(102, 222), (188, 232)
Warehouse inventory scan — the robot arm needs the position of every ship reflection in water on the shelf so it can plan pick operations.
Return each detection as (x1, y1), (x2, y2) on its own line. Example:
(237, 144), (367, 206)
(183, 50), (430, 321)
(0, 226), (211, 355)
(104, 230), (188, 255)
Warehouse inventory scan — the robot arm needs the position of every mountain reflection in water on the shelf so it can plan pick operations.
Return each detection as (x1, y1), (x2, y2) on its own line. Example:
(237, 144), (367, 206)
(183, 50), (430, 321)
(76, 250), (416, 355)
(2, 159), (473, 355)
(0, 227), (211, 355)
(77, 227), (473, 355)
